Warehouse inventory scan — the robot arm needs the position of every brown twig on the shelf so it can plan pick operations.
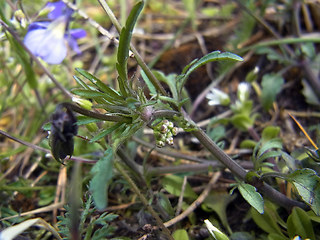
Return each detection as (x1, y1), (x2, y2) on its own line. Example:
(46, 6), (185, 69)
(164, 171), (221, 228)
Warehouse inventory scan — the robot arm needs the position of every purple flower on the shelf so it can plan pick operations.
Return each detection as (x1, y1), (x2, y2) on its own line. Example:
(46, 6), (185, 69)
(23, 1), (86, 64)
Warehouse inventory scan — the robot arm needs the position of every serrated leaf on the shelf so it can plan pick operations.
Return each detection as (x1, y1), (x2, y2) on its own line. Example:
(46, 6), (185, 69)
(90, 122), (124, 143)
(260, 74), (284, 111)
(238, 182), (264, 214)
(162, 175), (198, 199)
(76, 68), (124, 101)
(288, 168), (320, 215)
(89, 148), (113, 210)
(287, 207), (315, 239)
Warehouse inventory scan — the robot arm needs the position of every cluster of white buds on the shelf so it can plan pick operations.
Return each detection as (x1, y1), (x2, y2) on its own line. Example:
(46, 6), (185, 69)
(154, 120), (178, 148)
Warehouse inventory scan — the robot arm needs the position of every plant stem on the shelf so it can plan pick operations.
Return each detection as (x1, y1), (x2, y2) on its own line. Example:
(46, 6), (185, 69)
(191, 127), (307, 211)
(61, 102), (132, 123)
(98, 0), (307, 212)
(114, 162), (174, 240)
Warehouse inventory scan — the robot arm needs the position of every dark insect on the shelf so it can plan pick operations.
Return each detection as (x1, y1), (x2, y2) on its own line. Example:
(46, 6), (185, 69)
(49, 104), (78, 163)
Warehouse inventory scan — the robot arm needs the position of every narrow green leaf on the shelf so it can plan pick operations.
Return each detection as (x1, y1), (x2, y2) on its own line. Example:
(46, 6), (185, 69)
(238, 182), (264, 214)
(288, 168), (320, 215)
(141, 70), (157, 95)
(257, 138), (282, 159)
(287, 207), (315, 239)
(90, 122), (123, 143)
(117, 1), (144, 80)
(72, 89), (120, 105)
(72, 89), (108, 98)
(89, 148), (113, 210)
(73, 76), (91, 90)
(177, 51), (243, 93)
(258, 150), (282, 163)
(75, 68), (124, 100)
(76, 116), (101, 126)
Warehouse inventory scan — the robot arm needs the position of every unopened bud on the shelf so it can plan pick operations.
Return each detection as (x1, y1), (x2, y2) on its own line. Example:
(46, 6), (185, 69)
(72, 97), (92, 110)
(157, 140), (165, 148)
(168, 121), (174, 129)
(163, 120), (169, 126)
(166, 137), (174, 146)
(160, 124), (168, 134)
(171, 127), (178, 136)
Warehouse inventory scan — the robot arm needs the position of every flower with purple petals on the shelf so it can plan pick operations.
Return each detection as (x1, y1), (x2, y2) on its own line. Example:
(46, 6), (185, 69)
(23, 0), (86, 64)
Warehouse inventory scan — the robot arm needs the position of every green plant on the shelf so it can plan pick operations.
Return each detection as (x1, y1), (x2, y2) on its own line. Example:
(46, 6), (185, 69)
(2, 0), (320, 239)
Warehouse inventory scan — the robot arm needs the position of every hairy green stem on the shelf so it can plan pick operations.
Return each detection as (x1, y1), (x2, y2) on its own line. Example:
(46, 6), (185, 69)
(114, 162), (174, 239)
(61, 102), (132, 123)
(191, 129), (247, 179)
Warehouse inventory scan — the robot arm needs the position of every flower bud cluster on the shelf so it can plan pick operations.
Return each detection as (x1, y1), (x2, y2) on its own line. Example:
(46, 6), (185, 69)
(154, 120), (178, 148)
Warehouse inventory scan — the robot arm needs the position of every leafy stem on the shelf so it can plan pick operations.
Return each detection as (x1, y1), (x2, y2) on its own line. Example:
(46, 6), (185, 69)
(61, 102), (132, 123)
(98, 0), (168, 97)
(191, 128), (307, 210)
